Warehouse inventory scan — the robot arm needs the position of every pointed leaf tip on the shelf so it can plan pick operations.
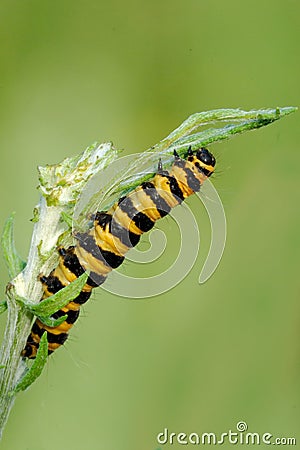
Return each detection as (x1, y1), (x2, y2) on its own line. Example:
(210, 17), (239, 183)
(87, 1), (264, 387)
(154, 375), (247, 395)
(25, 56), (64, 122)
(1, 214), (26, 279)
(14, 332), (48, 393)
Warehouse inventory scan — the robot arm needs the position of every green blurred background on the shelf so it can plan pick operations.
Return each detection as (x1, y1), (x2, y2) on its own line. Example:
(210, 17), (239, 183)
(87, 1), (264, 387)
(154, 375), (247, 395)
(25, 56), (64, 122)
(0, 0), (299, 448)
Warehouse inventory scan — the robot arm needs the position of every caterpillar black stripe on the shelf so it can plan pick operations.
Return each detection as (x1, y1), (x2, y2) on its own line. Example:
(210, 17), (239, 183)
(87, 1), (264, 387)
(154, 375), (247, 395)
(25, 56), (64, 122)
(22, 147), (216, 359)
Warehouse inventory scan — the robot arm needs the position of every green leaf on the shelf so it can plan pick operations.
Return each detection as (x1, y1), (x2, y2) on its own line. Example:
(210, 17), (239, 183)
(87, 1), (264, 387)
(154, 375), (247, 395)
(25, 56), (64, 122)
(152, 107), (297, 154)
(1, 214), (26, 279)
(17, 272), (89, 317)
(168, 109), (295, 150)
(0, 301), (7, 315)
(37, 314), (68, 327)
(60, 211), (73, 228)
(13, 332), (48, 393)
(89, 107), (297, 213)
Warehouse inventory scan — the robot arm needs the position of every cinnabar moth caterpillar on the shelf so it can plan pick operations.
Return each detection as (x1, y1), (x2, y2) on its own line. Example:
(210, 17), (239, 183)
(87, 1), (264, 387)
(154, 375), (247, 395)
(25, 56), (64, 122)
(22, 147), (216, 359)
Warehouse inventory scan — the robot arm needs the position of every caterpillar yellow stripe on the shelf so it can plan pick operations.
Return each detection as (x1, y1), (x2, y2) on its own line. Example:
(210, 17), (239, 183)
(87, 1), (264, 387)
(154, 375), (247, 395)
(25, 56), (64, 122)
(22, 147), (216, 359)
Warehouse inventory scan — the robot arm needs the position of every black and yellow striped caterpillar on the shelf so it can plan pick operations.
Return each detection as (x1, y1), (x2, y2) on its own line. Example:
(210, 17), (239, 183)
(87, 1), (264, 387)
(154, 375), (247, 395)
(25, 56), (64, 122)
(22, 147), (216, 359)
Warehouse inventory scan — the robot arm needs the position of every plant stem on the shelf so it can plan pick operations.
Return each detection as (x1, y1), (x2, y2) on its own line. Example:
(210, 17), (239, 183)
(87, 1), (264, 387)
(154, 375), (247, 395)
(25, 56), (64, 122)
(0, 198), (65, 437)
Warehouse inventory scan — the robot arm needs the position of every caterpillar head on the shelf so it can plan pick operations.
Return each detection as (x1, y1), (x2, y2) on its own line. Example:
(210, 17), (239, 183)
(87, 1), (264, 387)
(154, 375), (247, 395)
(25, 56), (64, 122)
(188, 147), (216, 177)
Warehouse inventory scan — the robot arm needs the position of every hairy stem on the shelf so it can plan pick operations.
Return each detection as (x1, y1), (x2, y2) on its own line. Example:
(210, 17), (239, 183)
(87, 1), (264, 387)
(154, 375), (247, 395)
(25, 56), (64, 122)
(0, 198), (65, 436)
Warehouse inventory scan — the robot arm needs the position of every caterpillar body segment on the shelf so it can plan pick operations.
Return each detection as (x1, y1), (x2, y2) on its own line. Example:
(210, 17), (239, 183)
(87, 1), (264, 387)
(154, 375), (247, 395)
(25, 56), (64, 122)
(22, 147), (216, 359)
